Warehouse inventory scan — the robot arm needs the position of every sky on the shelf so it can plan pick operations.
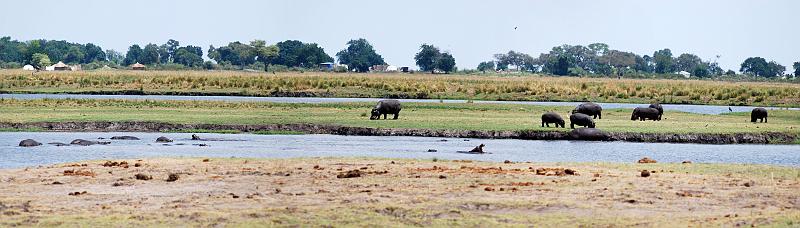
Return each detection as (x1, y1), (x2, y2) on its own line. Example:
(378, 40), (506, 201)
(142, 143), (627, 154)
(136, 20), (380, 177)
(1, 0), (797, 72)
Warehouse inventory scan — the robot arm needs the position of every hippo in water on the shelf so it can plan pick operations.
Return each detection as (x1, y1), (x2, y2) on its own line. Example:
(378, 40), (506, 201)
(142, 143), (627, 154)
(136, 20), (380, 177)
(541, 112), (565, 128)
(631, 107), (661, 121)
(156, 136), (173, 143)
(648, 103), (664, 119)
(370, 100), (402, 120)
(569, 113), (596, 129)
(572, 102), (602, 119)
(19, 139), (42, 147)
(110, 136), (140, 140)
(568, 128), (611, 141)
(751, 108), (768, 123)
(70, 139), (111, 146)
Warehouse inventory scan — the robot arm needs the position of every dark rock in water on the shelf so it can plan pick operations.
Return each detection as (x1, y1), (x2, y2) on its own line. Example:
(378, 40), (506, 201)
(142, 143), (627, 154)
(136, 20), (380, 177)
(439, 139), (448, 142)
(193, 144), (209, 147)
(156, 136), (173, 143)
(175, 143), (187, 146)
(19, 139), (42, 147)
(48, 142), (70, 146)
(70, 139), (111, 146)
(110, 136), (140, 140)
(427, 149), (437, 152)
(568, 128), (611, 141)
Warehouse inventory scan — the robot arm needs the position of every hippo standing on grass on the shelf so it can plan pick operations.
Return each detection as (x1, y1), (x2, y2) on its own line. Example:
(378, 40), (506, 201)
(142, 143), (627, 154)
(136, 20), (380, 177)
(751, 108), (768, 123)
(572, 102), (603, 119)
(370, 100), (402, 120)
(649, 103), (664, 119)
(631, 107), (661, 121)
(569, 113), (596, 129)
(541, 112), (565, 128)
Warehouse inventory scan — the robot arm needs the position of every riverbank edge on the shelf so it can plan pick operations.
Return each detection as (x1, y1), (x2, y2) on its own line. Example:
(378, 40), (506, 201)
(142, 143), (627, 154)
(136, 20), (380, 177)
(0, 121), (796, 144)
(2, 90), (798, 108)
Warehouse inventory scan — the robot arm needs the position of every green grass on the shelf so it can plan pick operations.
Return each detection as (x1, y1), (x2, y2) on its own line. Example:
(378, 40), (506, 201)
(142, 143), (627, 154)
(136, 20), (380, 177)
(0, 98), (798, 135)
(1, 70), (799, 107)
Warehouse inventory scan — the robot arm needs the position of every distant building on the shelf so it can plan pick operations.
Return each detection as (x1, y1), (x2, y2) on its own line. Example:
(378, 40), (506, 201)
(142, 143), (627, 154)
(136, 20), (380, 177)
(22, 65), (35, 71)
(370, 64), (389, 72)
(131, 62), (146, 70)
(385, 65), (398, 72)
(678, 71), (691, 78)
(52, 61), (70, 71)
(399, 66), (410, 73)
(319, 62), (334, 71)
(70, 65), (81, 71)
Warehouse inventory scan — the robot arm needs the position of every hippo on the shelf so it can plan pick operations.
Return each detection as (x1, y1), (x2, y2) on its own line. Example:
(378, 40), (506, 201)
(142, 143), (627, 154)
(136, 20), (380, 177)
(648, 103), (664, 119)
(156, 136), (173, 143)
(569, 113), (596, 129)
(751, 108), (768, 123)
(631, 107), (661, 121)
(568, 128), (611, 141)
(19, 139), (42, 147)
(370, 100), (402, 120)
(191, 134), (201, 140)
(541, 112), (565, 128)
(70, 139), (111, 146)
(48, 142), (70, 147)
(572, 102), (602, 119)
(110, 136), (140, 140)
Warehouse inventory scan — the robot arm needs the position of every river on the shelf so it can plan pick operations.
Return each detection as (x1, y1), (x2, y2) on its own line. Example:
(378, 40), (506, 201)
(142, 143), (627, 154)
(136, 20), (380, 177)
(1, 132), (798, 169)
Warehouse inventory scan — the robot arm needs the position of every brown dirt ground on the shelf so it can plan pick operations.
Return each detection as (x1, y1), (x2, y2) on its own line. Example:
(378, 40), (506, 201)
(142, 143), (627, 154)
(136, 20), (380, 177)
(0, 157), (798, 227)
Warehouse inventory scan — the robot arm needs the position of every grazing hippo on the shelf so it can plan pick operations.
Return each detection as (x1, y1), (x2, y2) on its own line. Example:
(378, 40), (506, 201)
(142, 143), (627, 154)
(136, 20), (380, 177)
(19, 139), (42, 147)
(370, 100), (402, 120)
(751, 108), (768, 123)
(70, 139), (111, 146)
(572, 102), (602, 119)
(541, 112), (565, 128)
(156, 136), (173, 143)
(648, 103), (664, 119)
(568, 128), (611, 141)
(110, 136), (140, 140)
(569, 113), (596, 129)
(631, 107), (661, 121)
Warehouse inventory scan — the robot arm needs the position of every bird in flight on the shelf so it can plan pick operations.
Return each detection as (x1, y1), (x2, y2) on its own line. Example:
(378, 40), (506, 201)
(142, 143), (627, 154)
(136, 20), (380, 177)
(514, 27), (518, 30)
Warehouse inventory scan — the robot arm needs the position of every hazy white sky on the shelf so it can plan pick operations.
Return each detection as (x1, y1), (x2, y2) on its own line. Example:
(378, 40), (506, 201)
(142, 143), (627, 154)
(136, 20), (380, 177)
(1, 0), (797, 71)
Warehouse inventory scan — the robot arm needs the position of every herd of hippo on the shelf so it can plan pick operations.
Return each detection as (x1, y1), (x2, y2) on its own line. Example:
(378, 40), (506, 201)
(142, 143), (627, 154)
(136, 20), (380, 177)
(18, 134), (207, 147)
(367, 99), (770, 141)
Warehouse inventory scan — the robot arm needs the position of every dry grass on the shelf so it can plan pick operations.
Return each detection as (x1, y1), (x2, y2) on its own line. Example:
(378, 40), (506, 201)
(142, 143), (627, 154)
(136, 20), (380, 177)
(0, 157), (798, 227)
(1, 70), (799, 106)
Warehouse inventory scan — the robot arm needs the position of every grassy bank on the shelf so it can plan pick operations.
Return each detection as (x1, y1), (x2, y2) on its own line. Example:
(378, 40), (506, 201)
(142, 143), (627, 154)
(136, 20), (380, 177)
(0, 98), (798, 135)
(1, 70), (799, 107)
(0, 157), (798, 227)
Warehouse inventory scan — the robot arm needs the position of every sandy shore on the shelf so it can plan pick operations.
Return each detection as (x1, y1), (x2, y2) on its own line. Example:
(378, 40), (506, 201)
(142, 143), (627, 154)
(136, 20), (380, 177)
(0, 157), (798, 227)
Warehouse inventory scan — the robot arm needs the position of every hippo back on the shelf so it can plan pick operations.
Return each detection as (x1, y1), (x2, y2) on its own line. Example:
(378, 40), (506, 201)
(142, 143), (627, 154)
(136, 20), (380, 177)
(376, 100), (402, 113)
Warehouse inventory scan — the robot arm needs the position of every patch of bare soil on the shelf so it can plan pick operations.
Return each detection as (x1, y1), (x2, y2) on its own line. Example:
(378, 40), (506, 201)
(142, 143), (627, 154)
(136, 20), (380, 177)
(0, 158), (798, 227)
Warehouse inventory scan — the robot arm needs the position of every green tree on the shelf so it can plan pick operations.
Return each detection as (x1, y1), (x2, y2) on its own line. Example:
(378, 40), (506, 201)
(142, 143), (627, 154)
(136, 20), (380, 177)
(166, 39), (180, 63)
(31, 53), (51, 70)
(675, 53), (702, 73)
(140, 44), (160, 65)
(740, 57), (769, 77)
(794, 62), (800, 77)
(123, 44), (143, 66)
(477, 61), (495, 72)
(414, 44), (440, 73)
(653, 49), (674, 74)
(336, 38), (384, 72)
(82, 43), (105, 63)
(588, 43), (609, 56)
(251, 40), (279, 71)
(63, 46), (85, 64)
(435, 52), (456, 73)
(105, 49), (123, 65)
(174, 48), (203, 67)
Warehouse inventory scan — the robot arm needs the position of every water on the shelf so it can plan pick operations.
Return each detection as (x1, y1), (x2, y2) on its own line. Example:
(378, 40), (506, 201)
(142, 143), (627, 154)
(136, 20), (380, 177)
(1, 132), (798, 169)
(2, 94), (798, 115)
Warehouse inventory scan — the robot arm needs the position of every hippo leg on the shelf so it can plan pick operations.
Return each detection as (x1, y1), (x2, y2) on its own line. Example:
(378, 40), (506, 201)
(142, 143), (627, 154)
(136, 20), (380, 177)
(542, 122), (545, 127)
(383, 114), (387, 119)
(570, 123), (575, 129)
(598, 112), (602, 119)
(393, 113), (399, 119)
(764, 117), (767, 123)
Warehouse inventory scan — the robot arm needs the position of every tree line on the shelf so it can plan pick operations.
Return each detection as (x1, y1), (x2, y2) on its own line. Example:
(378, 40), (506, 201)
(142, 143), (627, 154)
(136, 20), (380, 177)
(0, 36), (797, 78)
(477, 43), (796, 78)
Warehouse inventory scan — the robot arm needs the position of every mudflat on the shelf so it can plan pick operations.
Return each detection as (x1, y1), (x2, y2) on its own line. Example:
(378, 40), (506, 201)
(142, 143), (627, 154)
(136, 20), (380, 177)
(0, 157), (798, 227)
